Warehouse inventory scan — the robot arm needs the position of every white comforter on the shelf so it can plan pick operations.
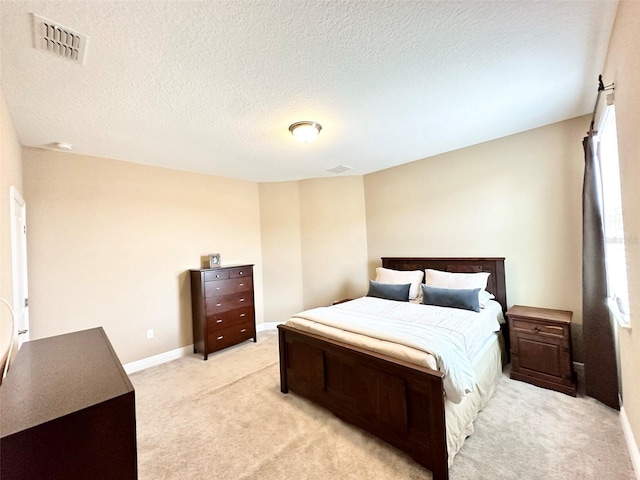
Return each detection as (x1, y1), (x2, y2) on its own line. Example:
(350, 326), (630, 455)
(289, 296), (503, 404)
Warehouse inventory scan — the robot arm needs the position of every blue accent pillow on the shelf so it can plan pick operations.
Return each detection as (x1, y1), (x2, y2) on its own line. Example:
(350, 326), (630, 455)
(367, 280), (411, 302)
(421, 285), (481, 312)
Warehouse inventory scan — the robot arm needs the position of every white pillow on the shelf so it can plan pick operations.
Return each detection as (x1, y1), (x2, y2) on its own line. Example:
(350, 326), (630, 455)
(478, 289), (495, 308)
(375, 267), (424, 300)
(425, 268), (490, 290)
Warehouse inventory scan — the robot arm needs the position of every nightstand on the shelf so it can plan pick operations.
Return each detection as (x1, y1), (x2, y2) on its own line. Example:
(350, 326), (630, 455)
(507, 305), (577, 396)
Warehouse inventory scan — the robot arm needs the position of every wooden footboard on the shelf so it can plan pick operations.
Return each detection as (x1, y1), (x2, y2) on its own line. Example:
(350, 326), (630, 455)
(278, 324), (449, 480)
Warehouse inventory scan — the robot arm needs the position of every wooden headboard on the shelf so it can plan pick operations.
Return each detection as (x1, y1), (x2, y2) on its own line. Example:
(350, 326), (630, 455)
(381, 257), (507, 312)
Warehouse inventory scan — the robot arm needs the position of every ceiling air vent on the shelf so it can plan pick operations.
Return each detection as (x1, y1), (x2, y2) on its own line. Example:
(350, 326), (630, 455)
(32, 14), (88, 64)
(327, 165), (353, 174)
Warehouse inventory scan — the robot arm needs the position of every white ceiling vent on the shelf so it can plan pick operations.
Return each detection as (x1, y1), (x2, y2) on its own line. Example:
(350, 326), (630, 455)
(32, 14), (88, 65)
(327, 165), (353, 174)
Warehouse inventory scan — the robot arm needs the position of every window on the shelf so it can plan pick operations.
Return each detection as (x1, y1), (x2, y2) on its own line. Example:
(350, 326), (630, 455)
(595, 104), (630, 328)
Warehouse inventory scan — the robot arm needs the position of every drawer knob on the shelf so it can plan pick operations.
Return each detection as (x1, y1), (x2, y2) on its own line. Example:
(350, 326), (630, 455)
(241, 329), (247, 333)
(240, 298), (245, 302)
(239, 271), (243, 275)
(217, 335), (224, 340)
(240, 313), (246, 317)
(216, 287), (221, 290)
(216, 303), (222, 307)
(239, 283), (244, 287)
(216, 319), (223, 324)
(534, 326), (541, 333)
(216, 274), (220, 278)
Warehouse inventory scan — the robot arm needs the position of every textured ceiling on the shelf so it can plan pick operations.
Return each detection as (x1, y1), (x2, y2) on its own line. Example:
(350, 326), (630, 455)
(0, 1), (618, 182)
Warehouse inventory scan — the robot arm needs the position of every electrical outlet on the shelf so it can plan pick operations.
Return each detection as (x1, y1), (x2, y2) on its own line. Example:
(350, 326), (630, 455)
(146, 329), (154, 339)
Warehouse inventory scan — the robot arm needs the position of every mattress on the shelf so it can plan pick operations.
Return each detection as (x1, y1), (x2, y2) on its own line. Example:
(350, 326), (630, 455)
(285, 296), (505, 464)
(286, 296), (503, 403)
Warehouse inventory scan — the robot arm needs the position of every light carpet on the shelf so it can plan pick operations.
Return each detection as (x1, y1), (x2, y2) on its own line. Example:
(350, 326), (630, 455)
(130, 331), (635, 479)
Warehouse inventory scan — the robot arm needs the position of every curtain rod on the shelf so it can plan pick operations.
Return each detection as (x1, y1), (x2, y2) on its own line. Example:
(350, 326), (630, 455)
(589, 74), (615, 133)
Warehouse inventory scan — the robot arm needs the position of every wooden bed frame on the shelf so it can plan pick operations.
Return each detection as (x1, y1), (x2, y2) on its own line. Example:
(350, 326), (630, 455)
(278, 257), (507, 480)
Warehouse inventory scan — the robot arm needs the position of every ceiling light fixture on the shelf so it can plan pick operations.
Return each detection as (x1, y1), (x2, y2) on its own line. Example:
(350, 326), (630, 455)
(54, 142), (73, 151)
(289, 121), (322, 143)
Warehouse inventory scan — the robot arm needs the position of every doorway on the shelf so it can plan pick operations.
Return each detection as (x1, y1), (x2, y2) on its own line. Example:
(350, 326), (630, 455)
(10, 186), (29, 348)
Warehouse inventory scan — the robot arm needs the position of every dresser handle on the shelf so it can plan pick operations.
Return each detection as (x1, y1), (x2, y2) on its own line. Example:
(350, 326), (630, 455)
(216, 286), (221, 290)
(240, 313), (246, 317)
(240, 298), (245, 302)
(241, 329), (247, 333)
(217, 335), (224, 340)
(239, 283), (244, 287)
(239, 271), (243, 275)
(216, 303), (222, 307)
(534, 326), (541, 333)
(216, 274), (220, 278)
(216, 319), (223, 323)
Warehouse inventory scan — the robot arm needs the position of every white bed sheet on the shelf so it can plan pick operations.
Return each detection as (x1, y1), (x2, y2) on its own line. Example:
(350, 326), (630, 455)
(286, 297), (504, 403)
(445, 332), (503, 465)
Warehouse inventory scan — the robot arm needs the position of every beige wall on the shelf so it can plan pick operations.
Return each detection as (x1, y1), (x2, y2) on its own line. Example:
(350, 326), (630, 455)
(20, 148), (369, 365)
(299, 176), (369, 308)
(259, 182), (304, 323)
(364, 116), (587, 359)
(259, 177), (370, 325)
(602, 0), (640, 455)
(22, 149), (263, 364)
(0, 86), (23, 372)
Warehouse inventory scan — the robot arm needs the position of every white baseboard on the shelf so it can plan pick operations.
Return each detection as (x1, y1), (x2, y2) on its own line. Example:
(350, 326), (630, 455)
(621, 406), (640, 479)
(257, 321), (283, 332)
(124, 344), (194, 374)
(124, 322), (283, 374)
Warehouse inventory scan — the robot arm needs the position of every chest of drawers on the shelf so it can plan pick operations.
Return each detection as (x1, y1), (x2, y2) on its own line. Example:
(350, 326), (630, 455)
(190, 265), (256, 360)
(507, 305), (576, 396)
(1, 328), (137, 480)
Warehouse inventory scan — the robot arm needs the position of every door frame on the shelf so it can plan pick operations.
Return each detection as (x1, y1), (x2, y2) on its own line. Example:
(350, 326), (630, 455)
(9, 186), (29, 346)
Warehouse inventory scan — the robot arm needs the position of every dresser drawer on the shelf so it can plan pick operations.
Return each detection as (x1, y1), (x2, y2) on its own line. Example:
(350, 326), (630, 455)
(511, 318), (566, 338)
(205, 292), (254, 313)
(204, 270), (229, 282)
(229, 267), (252, 279)
(204, 277), (253, 298)
(207, 321), (255, 352)
(207, 307), (254, 331)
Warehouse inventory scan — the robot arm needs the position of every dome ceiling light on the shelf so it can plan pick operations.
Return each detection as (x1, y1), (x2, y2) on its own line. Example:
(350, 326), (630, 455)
(289, 121), (322, 143)
(54, 142), (73, 150)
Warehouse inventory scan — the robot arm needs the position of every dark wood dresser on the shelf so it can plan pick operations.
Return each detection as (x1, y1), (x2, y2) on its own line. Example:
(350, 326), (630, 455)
(0, 327), (137, 480)
(507, 305), (577, 396)
(190, 264), (256, 360)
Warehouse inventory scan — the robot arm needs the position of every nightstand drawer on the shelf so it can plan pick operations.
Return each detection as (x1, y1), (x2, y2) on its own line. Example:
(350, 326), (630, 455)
(513, 335), (564, 377)
(511, 318), (566, 338)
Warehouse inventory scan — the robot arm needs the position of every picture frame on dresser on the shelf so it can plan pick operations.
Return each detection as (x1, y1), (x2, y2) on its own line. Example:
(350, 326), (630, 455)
(189, 264), (256, 360)
(208, 253), (221, 268)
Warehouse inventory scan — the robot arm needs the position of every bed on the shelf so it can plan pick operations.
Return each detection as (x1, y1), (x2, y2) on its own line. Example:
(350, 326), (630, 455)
(278, 257), (507, 480)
